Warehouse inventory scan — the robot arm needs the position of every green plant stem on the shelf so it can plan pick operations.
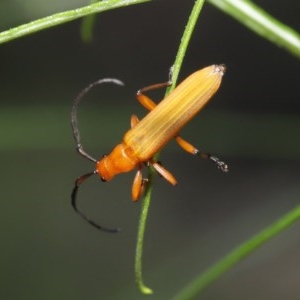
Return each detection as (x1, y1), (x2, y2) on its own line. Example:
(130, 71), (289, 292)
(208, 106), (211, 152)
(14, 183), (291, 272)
(134, 169), (156, 295)
(134, 0), (205, 294)
(208, 0), (300, 59)
(80, 0), (100, 43)
(173, 204), (300, 300)
(0, 0), (150, 45)
(167, 0), (206, 90)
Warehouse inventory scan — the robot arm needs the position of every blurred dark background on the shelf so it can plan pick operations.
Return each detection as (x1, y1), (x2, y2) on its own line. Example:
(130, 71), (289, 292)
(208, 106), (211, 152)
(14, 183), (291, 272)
(1, 1), (300, 299)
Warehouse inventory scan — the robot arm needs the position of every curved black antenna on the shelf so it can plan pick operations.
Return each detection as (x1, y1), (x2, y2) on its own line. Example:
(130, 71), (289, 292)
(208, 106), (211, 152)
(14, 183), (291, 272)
(71, 78), (124, 233)
(71, 171), (120, 233)
(71, 78), (124, 162)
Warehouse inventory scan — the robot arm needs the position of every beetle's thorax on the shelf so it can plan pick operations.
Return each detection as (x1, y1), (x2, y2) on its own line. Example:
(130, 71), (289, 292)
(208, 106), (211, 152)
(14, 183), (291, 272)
(96, 143), (139, 181)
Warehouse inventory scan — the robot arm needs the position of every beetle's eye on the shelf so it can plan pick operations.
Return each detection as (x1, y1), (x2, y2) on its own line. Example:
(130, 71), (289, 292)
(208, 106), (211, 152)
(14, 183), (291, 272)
(101, 177), (107, 182)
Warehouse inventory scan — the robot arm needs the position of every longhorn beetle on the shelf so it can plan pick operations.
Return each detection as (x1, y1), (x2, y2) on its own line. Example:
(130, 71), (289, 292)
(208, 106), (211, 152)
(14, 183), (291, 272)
(71, 64), (228, 232)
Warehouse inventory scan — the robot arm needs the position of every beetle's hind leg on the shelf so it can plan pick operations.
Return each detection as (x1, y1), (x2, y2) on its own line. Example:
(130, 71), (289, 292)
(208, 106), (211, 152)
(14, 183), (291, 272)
(175, 135), (228, 173)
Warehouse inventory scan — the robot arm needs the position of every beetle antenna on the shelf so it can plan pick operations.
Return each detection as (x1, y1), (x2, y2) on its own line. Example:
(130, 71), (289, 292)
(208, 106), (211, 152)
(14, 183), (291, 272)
(71, 170), (121, 233)
(71, 78), (124, 163)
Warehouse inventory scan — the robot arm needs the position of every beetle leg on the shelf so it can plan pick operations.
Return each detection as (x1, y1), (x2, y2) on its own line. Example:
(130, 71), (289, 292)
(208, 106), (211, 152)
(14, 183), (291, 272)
(136, 66), (174, 110)
(136, 81), (171, 111)
(175, 135), (229, 173)
(132, 164), (148, 201)
(150, 159), (177, 186)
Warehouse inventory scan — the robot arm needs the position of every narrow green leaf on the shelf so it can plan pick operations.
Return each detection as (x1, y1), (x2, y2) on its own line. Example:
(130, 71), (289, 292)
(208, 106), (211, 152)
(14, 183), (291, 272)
(174, 204), (300, 300)
(0, 0), (150, 45)
(208, 0), (300, 58)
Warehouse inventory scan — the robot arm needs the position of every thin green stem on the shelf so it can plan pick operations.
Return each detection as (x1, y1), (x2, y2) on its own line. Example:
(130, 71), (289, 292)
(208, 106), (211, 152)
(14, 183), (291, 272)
(0, 0), (150, 45)
(134, 169), (156, 295)
(173, 204), (300, 300)
(208, 0), (300, 59)
(134, 0), (205, 294)
(80, 0), (100, 43)
(167, 0), (206, 91)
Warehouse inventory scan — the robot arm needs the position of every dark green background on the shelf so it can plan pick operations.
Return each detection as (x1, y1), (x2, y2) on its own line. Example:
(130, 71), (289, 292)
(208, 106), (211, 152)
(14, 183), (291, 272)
(1, 1), (300, 299)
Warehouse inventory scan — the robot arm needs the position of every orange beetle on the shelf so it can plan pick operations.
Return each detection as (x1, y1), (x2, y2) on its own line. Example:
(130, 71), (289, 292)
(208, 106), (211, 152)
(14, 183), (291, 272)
(71, 64), (228, 232)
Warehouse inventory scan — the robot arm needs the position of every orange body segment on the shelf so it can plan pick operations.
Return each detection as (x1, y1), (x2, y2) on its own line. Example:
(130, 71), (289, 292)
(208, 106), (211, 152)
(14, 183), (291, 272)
(96, 143), (139, 181)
